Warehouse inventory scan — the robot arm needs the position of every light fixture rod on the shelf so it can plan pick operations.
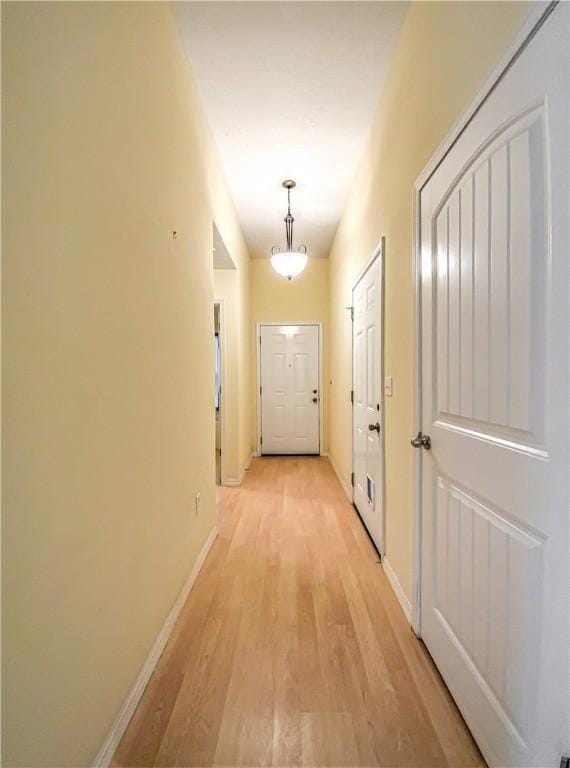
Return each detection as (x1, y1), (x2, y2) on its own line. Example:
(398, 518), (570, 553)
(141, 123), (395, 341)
(270, 180), (308, 280)
(282, 179), (296, 252)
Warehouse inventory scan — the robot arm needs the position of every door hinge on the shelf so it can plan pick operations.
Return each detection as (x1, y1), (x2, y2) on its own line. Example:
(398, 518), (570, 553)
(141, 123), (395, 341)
(259, 335), (262, 345)
(350, 389), (354, 405)
(260, 436), (263, 446)
(350, 306), (354, 321)
(351, 471), (355, 487)
(260, 385), (262, 395)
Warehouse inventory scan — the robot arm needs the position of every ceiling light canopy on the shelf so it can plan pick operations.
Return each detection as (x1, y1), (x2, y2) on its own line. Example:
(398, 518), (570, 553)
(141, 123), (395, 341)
(270, 180), (307, 280)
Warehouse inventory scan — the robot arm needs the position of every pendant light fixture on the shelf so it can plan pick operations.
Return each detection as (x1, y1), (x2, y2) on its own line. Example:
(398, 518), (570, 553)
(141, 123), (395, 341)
(270, 180), (308, 280)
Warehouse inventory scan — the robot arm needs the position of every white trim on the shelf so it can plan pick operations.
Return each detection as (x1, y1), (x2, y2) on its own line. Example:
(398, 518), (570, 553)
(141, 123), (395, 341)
(222, 451), (255, 487)
(410, 0), (556, 638)
(351, 238), (385, 556)
(350, 238), (384, 292)
(214, 298), (227, 485)
(382, 556), (412, 625)
(327, 452), (352, 502)
(256, 321), (324, 456)
(411, 175), (423, 636)
(92, 526), (218, 768)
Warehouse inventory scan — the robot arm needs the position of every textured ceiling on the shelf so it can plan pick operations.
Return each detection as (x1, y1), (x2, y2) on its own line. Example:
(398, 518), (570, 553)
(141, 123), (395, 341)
(174, 2), (407, 258)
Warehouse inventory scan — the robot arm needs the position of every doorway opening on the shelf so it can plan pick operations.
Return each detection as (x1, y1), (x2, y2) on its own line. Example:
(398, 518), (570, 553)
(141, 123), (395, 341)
(213, 301), (224, 485)
(212, 221), (235, 487)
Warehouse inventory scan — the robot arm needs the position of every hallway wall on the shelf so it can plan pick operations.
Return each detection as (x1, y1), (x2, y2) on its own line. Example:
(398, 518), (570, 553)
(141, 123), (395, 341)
(328, 1), (531, 604)
(250, 257), (329, 452)
(2, 3), (250, 765)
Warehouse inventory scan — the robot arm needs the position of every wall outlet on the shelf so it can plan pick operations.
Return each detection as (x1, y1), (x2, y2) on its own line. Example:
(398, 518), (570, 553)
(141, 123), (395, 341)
(195, 492), (200, 516)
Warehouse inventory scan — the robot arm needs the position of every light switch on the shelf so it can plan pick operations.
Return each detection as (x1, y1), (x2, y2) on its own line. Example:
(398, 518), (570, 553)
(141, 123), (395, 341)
(384, 376), (393, 396)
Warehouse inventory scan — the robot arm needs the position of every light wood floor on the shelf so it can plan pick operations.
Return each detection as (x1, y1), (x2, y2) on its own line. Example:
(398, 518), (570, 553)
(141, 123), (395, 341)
(113, 457), (483, 767)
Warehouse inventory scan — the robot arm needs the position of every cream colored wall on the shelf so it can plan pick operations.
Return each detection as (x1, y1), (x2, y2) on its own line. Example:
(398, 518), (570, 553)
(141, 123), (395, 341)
(214, 267), (252, 482)
(2, 3), (249, 766)
(250, 257), (329, 451)
(328, 1), (531, 602)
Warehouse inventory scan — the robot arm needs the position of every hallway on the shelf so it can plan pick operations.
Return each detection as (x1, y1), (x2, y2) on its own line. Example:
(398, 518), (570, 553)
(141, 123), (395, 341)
(113, 458), (482, 767)
(3, 1), (570, 764)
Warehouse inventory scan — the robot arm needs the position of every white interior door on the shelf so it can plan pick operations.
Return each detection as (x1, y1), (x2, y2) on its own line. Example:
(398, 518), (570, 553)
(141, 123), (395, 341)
(260, 324), (319, 454)
(419, 7), (569, 767)
(352, 255), (383, 552)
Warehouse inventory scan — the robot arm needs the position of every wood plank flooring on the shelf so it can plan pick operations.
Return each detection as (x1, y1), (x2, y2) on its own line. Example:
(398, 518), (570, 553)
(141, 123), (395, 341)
(113, 457), (483, 767)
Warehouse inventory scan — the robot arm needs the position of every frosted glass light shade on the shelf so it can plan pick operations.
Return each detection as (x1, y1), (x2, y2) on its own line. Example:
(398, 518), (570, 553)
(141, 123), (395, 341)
(270, 250), (308, 280)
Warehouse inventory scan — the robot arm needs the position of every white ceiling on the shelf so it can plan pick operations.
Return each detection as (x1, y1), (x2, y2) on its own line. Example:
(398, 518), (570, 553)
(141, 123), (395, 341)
(174, 2), (408, 259)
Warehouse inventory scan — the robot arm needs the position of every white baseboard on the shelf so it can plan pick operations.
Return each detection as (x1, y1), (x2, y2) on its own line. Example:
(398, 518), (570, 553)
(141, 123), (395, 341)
(327, 452), (353, 503)
(223, 450), (255, 487)
(92, 525), (218, 767)
(382, 555), (412, 624)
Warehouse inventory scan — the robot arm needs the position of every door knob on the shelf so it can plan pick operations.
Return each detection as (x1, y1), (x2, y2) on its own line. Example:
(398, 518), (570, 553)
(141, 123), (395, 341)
(411, 432), (431, 450)
(368, 422), (380, 432)
(312, 397), (318, 403)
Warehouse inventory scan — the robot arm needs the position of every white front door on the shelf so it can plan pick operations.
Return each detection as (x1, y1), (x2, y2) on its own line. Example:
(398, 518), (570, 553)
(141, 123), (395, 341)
(260, 324), (319, 454)
(419, 6), (569, 767)
(352, 254), (383, 552)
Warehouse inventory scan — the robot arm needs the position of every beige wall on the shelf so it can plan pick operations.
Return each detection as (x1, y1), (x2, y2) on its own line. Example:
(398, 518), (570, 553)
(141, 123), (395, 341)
(2, 2), (249, 765)
(328, 1), (531, 601)
(250, 257), (329, 451)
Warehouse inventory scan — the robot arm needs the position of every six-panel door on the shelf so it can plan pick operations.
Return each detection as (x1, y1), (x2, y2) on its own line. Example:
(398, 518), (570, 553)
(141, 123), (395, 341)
(352, 257), (383, 552)
(260, 324), (320, 454)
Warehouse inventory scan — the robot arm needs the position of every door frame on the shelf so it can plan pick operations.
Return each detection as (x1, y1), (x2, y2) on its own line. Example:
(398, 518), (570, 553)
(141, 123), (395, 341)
(214, 298), (227, 485)
(410, 0), (557, 636)
(256, 321), (324, 456)
(351, 237), (385, 556)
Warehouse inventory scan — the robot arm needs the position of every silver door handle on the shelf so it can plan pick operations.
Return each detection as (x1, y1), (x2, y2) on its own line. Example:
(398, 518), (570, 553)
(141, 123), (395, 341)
(411, 432), (431, 450)
(368, 422), (380, 432)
